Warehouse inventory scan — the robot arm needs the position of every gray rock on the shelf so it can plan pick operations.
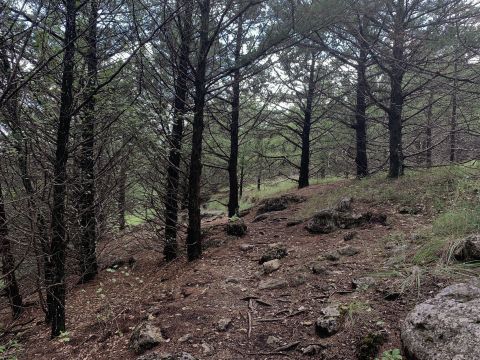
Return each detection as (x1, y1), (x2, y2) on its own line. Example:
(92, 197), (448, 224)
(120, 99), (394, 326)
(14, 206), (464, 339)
(259, 244), (288, 264)
(301, 344), (324, 356)
(130, 323), (168, 354)
(216, 318), (232, 332)
(259, 278), (288, 290)
(137, 353), (174, 360)
(290, 273), (307, 287)
(324, 251), (340, 261)
(266, 335), (281, 346)
(343, 231), (357, 241)
(312, 263), (328, 275)
(335, 197), (353, 212)
(176, 353), (197, 360)
(401, 282), (480, 360)
(454, 234), (480, 261)
(338, 245), (360, 256)
(252, 213), (269, 223)
(239, 244), (254, 251)
(256, 195), (305, 216)
(315, 305), (342, 338)
(263, 259), (281, 274)
(177, 334), (192, 343)
(201, 342), (214, 356)
(226, 218), (247, 236)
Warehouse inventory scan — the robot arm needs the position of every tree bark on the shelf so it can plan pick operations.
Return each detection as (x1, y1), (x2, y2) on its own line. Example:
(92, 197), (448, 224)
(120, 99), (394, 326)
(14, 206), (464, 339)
(50, 0), (76, 337)
(118, 157), (127, 231)
(354, 39), (368, 178)
(449, 60), (457, 163)
(298, 52), (316, 189)
(164, 0), (193, 261)
(0, 182), (22, 318)
(186, 0), (210, 261)
(387, 2), (405, 178)
(78, 0), (98, 284)
(227, 15), (243, 217)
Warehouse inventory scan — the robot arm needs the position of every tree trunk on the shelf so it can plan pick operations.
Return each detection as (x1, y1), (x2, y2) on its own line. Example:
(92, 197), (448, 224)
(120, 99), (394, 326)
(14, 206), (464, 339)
(164, 0), (193, 261)
(186, 0), (210, 261)
(118, 157), (127, 231)
(387, 3), (405, 179)
(0, 182), (22, 318)
(239, 162), (244, 199)
(298, 52), (316, 189)
(78, 0), (98, 284)
(227, 15), (243, 217)
(425, 92), (433, 168)
(50, 0), (76, 337)
(450, 60), (457, 163)
(354, 41), (368, 178)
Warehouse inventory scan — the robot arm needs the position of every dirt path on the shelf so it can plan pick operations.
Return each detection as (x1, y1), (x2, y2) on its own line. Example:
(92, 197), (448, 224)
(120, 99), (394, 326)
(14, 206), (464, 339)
(16, 182), (443, 359)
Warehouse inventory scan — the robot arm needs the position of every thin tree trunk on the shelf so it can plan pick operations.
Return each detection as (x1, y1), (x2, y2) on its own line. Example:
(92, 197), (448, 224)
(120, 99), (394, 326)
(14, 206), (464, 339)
(354, 40), (368, 178)
(227, 15), (243, 217)
(239, 162), (244, 199)
(425, 92), (433, 168)
(387, 3), (405, 179)
(78, 0), (98, 284)
(50, 0), (76, 337)
(257, 173), (261, 191)
(298, 52), (316, 189)
(0, 182), (22, 318)
(117, 157), (127, 231)
(164, 0), (193, 261)
(186, 0), (210, 261)
(450, 60), (457, 163)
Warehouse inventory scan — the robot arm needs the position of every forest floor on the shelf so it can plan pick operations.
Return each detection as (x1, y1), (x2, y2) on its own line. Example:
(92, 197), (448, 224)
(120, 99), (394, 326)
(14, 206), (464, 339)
(5, 169), (480, 360)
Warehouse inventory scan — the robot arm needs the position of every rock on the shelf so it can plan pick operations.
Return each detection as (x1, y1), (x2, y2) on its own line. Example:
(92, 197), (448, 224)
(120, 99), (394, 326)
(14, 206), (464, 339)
(226, 218), (247, 236)
(130, 323), (168, 354)
(454, 234), (480, 261)
(256, 194), (305, 216)
(225, 277), (240, 284)
(352, 276), (376, 290)
(252, 213), (269, 223)
(286, 219), (303, 227)
(266, 335), (281, 346)
(301, 344), (324, 356)
(357, 331), (388, 360)
(305, 209), (383, 234)
(263, 259), (281, 274)
(176, 353), (196, 360)
(106, 256), (136, 270)
(259, 244), (288, 264)
(239, 244), (254, 252)
(290, 273), (307, 287)
(177, 334), (192, 343)
(324, 251), (340, 261)
(343, 231), (357, 241)
(335, 197), (353, 212)
(259, 278), (288, 290)
(401, 282), (480, 360)
(201, 342), (214, 356)
(315, 305), (342, 338)
(136, 353), (174, 360)
(305, 209), (338, 234)
(312, 263), (328, 275)
(216, 318), (232, 332)
(398, 205), (422, 215)
(338, 245), (360, 257)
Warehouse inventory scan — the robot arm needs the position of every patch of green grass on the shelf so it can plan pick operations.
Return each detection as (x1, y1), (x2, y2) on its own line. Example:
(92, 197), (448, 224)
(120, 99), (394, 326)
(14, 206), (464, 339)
(125, 208), (155, 227)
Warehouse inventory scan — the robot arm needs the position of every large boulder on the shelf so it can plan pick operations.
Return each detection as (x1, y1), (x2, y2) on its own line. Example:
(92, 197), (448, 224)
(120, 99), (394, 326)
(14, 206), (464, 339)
(454, 234), (480, 261)
(305, 209), (386, 234)
(401, 282), (480, 360)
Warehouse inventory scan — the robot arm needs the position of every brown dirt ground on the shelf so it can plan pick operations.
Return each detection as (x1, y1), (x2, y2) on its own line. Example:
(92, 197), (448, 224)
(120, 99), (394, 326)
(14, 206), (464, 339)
(3, 181), (451, 359)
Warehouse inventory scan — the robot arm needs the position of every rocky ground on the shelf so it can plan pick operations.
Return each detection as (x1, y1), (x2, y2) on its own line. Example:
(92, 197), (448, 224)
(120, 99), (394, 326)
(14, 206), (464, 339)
(1, 181), (463, 359)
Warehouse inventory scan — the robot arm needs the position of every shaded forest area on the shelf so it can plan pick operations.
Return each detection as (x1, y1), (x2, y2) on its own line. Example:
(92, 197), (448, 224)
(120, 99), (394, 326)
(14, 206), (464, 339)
(1, 0), (480, 359)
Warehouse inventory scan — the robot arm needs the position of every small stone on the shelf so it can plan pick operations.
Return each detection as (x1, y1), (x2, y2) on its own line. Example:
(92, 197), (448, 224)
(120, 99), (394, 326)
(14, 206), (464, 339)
(266, 335), (281, 346)
(253, 213), (269, 222)
(312, 262), (328, 275)
(324, 252), (340, 261)
(290, 273), (307, 287)
(338, 245), (360, 256)
(226, 218), (247, 236)
(259, 278), (288, 290)
(226, 277), (240, 284)
(263, 259), (281, 274)
(177, 334), (192, 343)
(335, 197), (353, 212)
(343, 231), (357, 241)
(315, 305), (342, 338)
(286, 219), (303, 227)
(130, 323), (168, 355)
(176, 353), (197, 360)
(259, 244), (288, 264)
(217, 318), (232, 332)
(201, 342), (214, 355)
(239, 244), (254, 252)
(301, 344), (324, 356)
(136, 353), (174, 360)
